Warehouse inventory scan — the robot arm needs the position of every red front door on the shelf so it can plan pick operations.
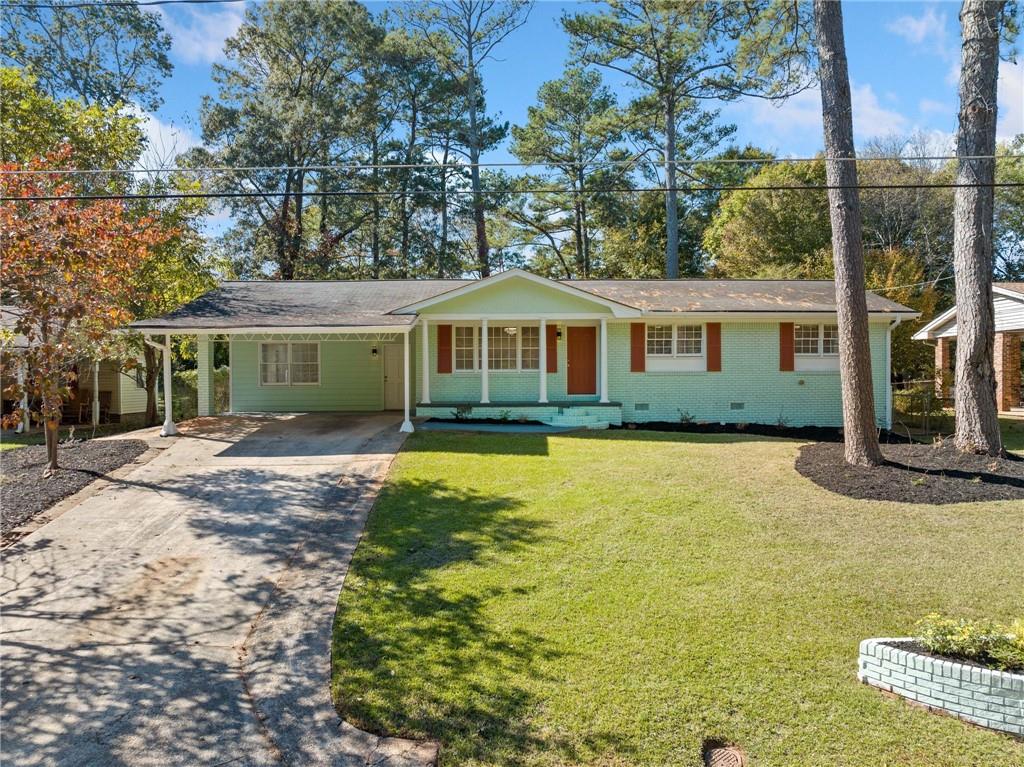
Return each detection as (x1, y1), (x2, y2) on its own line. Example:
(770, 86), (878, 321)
(566, 326), (597, 395)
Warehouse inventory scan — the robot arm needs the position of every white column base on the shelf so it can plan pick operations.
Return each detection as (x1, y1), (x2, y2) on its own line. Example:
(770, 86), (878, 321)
(399, 419), (415, 433)
(160, 420), (178, 437)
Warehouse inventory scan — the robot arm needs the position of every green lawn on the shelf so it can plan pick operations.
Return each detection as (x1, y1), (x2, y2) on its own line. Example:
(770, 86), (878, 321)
(332, 430), (1024, 767)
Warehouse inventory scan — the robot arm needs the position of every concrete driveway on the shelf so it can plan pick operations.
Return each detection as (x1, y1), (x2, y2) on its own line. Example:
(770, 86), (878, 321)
(1, 413), (436, 767)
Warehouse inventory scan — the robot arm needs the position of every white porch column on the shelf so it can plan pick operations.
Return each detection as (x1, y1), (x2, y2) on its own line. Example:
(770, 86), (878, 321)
(599, 317), (609, 404)
(538, 319), (548, 403)
(420, 318), (431, 404)
(480, 318), (490, 404)
(161, 335), (177, 437)
(15, 360), (27, 434)
(92, 360), (100, 426)
(400, 329), (414, 433)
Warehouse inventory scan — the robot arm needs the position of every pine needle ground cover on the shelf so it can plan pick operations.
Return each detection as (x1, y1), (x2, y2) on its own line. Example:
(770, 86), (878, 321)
(332, 431), (1023, 767)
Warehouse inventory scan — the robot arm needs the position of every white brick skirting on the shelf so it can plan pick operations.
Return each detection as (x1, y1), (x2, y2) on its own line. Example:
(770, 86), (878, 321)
(859, 637), (1024, 736)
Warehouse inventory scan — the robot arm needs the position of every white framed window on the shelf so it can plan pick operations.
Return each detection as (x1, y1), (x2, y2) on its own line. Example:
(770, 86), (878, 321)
(521, 326), (540, 371)
(453, 324), (540, 372)
(822, 324), (839, 355)
(454, 326), (477, 371)
(259, 342), (320, 386)
(647, 324), (703, 357)
(646, 324), (674, 356)
(489, 326), (518, 370)
(795, 324), (839, 356)
(675, 325), (703, 356)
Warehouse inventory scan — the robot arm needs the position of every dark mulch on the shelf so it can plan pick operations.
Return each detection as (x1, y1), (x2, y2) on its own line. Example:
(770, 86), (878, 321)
(796, 441), (1024, 504)
(883, 640), (1024, 674)
(615, 420), (915, 444)
(1, 439), (148, 535)
(427, 417), (546, 426)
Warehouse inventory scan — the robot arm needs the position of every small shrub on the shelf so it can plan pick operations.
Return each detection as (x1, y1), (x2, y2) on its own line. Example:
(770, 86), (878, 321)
(915, 613), (1024, 672)
(498, 409), (512, 422)
(677, 409), (694, 425)
(452, 405), (472, 421)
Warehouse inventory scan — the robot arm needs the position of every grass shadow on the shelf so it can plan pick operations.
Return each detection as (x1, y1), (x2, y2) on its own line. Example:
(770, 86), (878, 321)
(331, 476), (635, 765)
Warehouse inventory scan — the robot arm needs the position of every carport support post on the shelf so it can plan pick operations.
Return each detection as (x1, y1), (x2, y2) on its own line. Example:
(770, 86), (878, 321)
(400, 329), (414, 433)
(161, 335), (177, 437)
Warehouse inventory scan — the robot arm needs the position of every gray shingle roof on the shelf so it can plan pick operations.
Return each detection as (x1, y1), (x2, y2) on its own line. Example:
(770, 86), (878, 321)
(130, 280), (469, 330)
(575, 279), (913, 313)
(995, 282), (1024, 297)
(129, 277), (915, 331)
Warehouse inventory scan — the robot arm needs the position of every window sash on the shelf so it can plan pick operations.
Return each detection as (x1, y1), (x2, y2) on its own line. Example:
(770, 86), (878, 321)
(647, 324), (703, 357)
(260, 342), (319, 385)
(452, 324), (540, 372)
(795, 324), (839, 357)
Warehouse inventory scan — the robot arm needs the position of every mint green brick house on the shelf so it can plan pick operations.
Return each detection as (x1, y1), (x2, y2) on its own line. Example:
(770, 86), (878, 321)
(132, 270), (917, 434)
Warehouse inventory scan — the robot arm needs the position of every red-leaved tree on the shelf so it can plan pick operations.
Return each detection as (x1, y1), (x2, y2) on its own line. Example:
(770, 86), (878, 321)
(1, 148), (173, 476)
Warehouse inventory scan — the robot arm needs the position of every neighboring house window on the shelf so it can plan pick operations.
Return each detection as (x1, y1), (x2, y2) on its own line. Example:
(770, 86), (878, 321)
(647, 324), (702, 356)
(795, 324), (839, 356)
(260, 342), (319, 385)
(454, 326), (476, 371)
(134, 368), (146, 389)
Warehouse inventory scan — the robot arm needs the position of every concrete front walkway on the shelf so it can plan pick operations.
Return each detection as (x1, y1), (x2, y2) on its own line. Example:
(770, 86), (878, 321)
(1, 413), (437, 767)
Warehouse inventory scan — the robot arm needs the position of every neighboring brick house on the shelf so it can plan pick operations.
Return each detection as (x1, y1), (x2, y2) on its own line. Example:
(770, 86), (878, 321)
(912, 282), (1024, 413)
(131, 270), (917, 434)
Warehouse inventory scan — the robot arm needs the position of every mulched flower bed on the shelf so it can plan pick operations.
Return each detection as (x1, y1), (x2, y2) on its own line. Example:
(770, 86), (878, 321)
(0, 439), (148, 535)
(883, 640), (1024, 674)
(795, 441), (1024, 504)
(616, 420), (914, 444)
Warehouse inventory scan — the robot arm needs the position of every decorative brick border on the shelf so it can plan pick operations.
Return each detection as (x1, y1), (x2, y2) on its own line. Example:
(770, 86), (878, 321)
(858, 637), (1024, 736)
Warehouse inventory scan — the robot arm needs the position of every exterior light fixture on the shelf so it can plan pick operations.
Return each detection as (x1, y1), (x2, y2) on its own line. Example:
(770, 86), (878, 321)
(371, 345), (378, 358)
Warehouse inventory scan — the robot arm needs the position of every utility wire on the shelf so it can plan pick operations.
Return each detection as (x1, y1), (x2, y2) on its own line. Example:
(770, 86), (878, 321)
(0, 0), (246, 8)
(3, 181), (1024, 203)
(3, 154), (1020, 176)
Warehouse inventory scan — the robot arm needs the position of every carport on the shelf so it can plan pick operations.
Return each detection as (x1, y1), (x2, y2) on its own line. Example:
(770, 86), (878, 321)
(130, 280), (466, 436)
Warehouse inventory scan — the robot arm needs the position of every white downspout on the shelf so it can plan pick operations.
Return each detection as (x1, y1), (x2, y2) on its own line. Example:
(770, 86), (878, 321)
(400, 329), (414, 433)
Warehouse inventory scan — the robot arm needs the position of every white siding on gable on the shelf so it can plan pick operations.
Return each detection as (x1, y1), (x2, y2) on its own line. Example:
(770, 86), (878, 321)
(933, 292), (1024, 338)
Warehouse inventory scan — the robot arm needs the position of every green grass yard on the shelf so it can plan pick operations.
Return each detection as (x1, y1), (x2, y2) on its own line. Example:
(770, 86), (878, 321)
(333, 430), (1023, 767)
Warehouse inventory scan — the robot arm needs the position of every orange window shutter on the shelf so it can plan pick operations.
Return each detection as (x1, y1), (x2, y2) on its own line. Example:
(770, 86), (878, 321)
(437, 324), (452, 374)
(706, 323), (721, 372)
(546, 323), (558, 373)
(630, 323), (646, 372)
(779, 322), (795, 372)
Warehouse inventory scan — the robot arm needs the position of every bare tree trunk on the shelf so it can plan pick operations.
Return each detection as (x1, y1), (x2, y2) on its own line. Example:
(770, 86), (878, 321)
(43, 416), (59, 477)
(467, 60), (489, 276)
(953, 0), (1004, 455)
(578, 168), (591, 277)
(439, 148), (449, 279)
(371, 134), (381, 279)
(814, 0), (882, 466)
(664, 99), (679, 279)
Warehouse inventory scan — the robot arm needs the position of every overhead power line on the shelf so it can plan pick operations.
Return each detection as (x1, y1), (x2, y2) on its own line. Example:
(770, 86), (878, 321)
(3, 181), (1023, 203)
(0, 0), (246, 8)
(2, 154), (1020, 176)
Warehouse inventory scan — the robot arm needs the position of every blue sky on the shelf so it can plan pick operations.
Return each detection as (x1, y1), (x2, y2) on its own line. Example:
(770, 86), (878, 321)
(143, 1), (1023, 172)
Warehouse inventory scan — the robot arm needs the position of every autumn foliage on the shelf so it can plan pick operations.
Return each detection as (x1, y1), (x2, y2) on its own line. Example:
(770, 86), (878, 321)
(0, 148), (173, 474)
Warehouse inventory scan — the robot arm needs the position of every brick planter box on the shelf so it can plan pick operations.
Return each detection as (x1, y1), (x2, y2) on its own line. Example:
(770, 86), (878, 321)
(859, 637), (1024, 736)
